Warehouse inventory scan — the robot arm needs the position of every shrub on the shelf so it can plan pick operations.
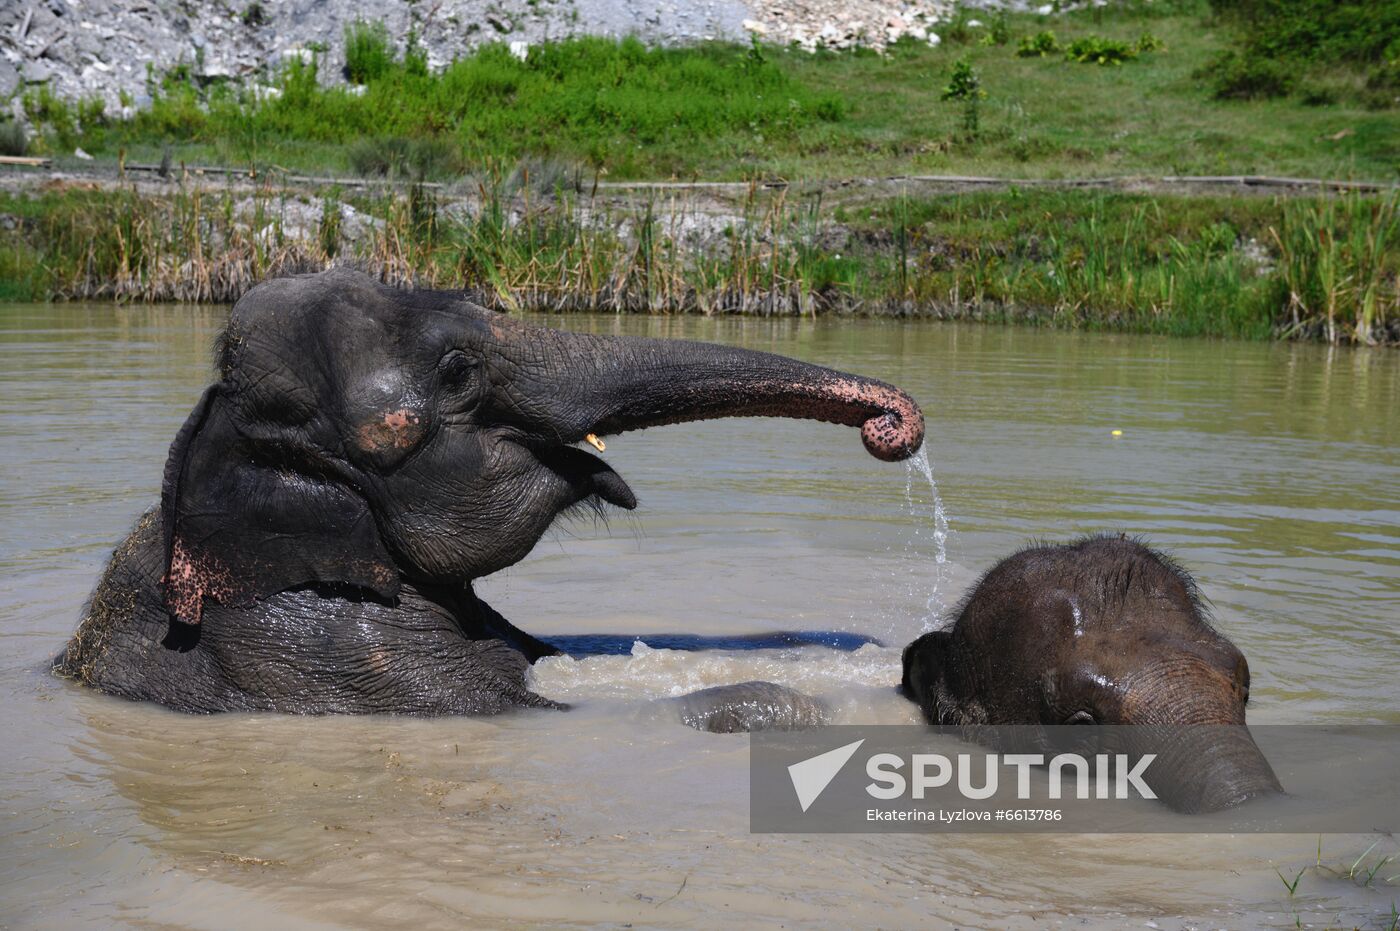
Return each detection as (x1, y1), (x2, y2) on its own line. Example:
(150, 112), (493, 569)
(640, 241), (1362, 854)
(942, 11), (977, 46)
(979, 12), (1011, 47)
(1206, 0), (1400, 104)
(1135, 32), (1165, 53)
(348, 136), (465, 179)
(941, 57), (982, 101)
(942, 57), (984, 136)
(1366, 36), (1400, 90)
(1208, 0), (1400, 66)
(1207, 50), (1295, 100)
(1016, 31), (1060, 58)
(77, 97), (107, 129)
(21, 85), (79, 151)
(1065, 36), (1138, 66)
(344, 19), (394, 83)
(0, 119), (27, 157)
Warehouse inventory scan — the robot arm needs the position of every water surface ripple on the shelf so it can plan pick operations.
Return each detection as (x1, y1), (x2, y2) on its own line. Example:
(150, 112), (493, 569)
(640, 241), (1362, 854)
(2, 305), (1397, 928)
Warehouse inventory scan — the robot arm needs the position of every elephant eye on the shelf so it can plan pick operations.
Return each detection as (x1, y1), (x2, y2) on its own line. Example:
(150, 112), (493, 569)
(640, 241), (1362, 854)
(438, 349), (479, 387)
(1065, 710), (1096, 725)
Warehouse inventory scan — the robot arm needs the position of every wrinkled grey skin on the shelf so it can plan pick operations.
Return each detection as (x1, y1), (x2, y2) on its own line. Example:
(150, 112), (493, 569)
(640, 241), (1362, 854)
(901, 537), (1282, 812)
(55, 268), (923, 715)
(675, 681), (830, 733)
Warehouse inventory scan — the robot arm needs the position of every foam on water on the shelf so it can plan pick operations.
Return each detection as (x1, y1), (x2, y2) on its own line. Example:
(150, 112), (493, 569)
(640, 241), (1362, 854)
(529, 640), (901, 701)
(528, 641), (919, 723)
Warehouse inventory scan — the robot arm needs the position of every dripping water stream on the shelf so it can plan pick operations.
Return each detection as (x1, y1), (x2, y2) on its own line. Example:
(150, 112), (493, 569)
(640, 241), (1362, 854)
(904, 446), (953, 630)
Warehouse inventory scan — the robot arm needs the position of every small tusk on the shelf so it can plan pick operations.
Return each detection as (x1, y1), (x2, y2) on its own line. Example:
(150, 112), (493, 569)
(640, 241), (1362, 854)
(585, 433), (606, 452)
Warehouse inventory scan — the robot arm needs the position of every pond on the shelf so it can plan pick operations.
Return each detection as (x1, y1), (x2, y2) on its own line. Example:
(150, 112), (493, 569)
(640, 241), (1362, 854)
(2, 304), (1397, 928)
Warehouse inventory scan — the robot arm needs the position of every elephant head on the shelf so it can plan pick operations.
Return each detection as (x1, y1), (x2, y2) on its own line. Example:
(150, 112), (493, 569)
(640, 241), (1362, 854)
(901, 537), (1282, 812)
(159, 267), (924, 629)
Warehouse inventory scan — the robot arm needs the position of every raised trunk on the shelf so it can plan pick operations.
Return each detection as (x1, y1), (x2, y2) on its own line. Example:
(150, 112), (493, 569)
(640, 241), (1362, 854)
(490, 329), (924, 462)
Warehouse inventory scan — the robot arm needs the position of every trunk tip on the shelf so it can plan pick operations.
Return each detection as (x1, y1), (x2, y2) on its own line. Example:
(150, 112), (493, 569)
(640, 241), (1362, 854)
(861, 393), (924, 462)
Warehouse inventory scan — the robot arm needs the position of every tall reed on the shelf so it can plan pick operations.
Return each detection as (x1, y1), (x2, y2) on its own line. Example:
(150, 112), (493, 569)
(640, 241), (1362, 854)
(1270, 193), (1398, 344)
(3, 181), (1395, 345)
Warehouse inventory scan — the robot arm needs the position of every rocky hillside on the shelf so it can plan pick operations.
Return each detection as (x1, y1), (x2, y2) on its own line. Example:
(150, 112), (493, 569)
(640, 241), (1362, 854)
(0, 0), (997, 117)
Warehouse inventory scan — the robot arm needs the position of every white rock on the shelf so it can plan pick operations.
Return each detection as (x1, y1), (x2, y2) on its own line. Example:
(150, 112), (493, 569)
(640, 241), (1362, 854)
(927, 32), (941, 46)
(282, 46), (316, 65)
(74, 147), (93, 159)
(967, 19), (983, 28)
(346, 83), (367, 96)
(742, 18), (768, 35)
(509, 40), (530, 61)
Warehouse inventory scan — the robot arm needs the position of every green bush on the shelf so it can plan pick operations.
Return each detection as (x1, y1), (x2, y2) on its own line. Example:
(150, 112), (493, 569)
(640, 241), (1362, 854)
(1016, 31), (1061, 58)
(941, 57), (982, 101)
(1208, 0), (1400, 66)
(979, 12), (1011, 47)
(0, 120), (27, 157)
(344, 19), (394, 83)
(1065, 36), (1139, 66)
(942, 57), (984, 136)
(1366, 36), (1400, 90)
(942, 11), (978, 46)
(347, 136), (464, 179)
(1206, 50), (1296, 100)
(1206, 0), (1400, 103)
(1135, 32), (1165, 53)
(21, 86), (79, 151)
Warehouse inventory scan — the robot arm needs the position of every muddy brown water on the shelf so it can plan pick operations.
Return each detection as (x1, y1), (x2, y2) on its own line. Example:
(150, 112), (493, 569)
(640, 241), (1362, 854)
(2, 304), (1397, 929)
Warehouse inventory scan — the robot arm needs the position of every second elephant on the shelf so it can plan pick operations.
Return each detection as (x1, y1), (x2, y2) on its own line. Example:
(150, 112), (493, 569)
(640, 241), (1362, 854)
(901, 536), (1282, 812)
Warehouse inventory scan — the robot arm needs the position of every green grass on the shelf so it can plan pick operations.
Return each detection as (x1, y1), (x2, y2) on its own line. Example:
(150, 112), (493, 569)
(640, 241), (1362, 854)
(21, 3), (1400, 182)
(3, 182), (1394, 343)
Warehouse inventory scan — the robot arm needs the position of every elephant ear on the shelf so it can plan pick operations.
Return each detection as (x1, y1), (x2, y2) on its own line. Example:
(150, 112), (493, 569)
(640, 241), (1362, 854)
(159, 384), (399, 629)
(900, 630), (951, 721)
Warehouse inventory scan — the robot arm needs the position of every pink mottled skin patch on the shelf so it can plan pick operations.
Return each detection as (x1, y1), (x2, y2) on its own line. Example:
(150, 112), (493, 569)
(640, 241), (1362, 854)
(802, 378), (925, 462)
(355, 408), (426, 452)
(161, 538), (236, 625)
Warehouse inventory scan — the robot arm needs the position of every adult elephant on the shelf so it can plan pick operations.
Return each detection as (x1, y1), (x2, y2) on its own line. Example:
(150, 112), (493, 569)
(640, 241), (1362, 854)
(901, 536), (1283, 812)
(55, 268), (923, 715)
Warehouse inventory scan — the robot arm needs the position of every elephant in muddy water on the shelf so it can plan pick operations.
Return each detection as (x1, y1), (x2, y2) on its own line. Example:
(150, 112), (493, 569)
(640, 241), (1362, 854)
(54, 268), (923, 715)
(900, 536), (1283, 812)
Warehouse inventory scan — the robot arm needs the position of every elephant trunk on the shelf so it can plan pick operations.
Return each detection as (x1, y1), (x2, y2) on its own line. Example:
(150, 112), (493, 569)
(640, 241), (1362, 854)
(490, 327), (924, 462)
(1128, 722), (1282, 813)
(1115, 671), (1282, 812)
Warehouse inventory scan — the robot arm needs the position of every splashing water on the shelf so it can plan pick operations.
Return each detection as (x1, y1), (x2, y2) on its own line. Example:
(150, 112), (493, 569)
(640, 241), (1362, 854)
(904, 446), (952, 630)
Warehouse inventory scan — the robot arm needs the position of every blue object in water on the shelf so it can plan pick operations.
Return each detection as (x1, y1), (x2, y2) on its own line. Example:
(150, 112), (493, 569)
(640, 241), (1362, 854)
(546, 630), (882, 657)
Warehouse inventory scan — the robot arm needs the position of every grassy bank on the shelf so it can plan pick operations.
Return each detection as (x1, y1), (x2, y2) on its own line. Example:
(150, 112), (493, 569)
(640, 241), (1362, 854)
(3, 182), (1395, 343)
(10, 2), (1399, 182)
